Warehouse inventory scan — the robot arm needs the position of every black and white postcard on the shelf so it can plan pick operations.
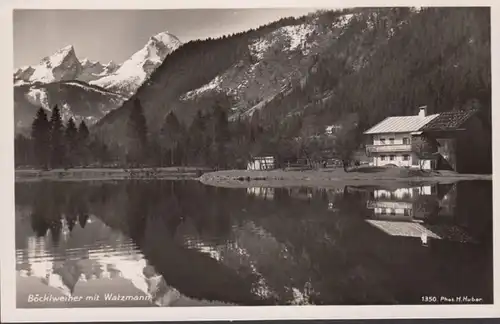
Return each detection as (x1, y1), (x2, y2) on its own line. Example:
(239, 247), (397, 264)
(1, 0), (499, 322)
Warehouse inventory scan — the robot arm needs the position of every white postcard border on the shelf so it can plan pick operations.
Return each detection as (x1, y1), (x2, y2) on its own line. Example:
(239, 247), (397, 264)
(1, 0), (498, 322)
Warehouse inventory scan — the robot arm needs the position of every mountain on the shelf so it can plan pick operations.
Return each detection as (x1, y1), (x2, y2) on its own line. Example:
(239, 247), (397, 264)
(89, 31), (182, 97)
(95, 7), (490, 149)
(77, 58), (121, 83)
(14, 45), (82, 84)
(14, 80), (126, 134)
(13, 31), (181, 134)
(14, 45), (122, 85)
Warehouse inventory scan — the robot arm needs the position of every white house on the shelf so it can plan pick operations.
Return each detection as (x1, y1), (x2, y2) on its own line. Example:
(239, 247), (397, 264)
(247, 156), (275, 170)
(325, 124), (342, 135)
(363, 106), (439, 170)
(366, 186), (433, 220)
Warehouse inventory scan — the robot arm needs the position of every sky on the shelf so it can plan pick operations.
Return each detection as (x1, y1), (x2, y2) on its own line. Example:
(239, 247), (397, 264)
(13, 8), (321, 68)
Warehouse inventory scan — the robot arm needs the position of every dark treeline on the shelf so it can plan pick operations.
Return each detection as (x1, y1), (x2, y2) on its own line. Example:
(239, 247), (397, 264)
(15, 106), (111, 169)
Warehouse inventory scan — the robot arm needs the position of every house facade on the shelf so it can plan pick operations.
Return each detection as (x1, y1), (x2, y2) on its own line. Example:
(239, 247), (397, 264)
(364, 106), (439, 170)
(419, 109), (491, 174)
(363, 106), (491, 173)
(325, 124), (342, 136)
(247, 156), (275, 170)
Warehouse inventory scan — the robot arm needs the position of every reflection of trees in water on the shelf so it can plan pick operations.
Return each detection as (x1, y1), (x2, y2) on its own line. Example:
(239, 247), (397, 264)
(16, 180), (493, 305)
(455, 181), (493, 245)
(233, 183), (492, 304)
(25, 182), (92, 244)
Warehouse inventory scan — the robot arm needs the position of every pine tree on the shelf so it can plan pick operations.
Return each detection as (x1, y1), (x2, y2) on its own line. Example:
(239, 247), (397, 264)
(188, 110), (208, 165)
(126, 98), (148, 166)
(77, 121), (90, 166)
(48, 105), (65, 168)
(160, 111), (183, 166)
(31, 108), (50, 169)
(15, 134), (32, 167)
(212, 104), (230, 168)
(64, 118), (78, 167)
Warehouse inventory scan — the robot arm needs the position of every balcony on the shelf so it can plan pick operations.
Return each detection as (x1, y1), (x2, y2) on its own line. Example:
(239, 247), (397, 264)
(366, 200), (413, 210)
(365, 144), (412, 154)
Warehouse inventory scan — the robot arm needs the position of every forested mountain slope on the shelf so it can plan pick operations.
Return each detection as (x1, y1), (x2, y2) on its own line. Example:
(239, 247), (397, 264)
(95, 7), (490, 151)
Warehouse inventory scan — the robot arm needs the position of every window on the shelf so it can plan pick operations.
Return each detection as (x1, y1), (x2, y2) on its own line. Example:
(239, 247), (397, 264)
(379, 138), (386, 144)
(390, 155), (395, 161)
(389, 138), (395, 144)
(381, 208), (387, 215)
(381, 155), (386, 161)
(390, 209), (396, 216)
(403, 154), (410, 161)
(403, 137), (410, 145)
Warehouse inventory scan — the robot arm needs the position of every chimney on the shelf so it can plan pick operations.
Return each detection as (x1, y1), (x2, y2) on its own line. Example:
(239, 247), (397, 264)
(418, 105), (427, 117)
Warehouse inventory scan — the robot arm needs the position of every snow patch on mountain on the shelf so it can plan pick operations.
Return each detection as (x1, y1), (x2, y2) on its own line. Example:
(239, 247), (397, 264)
(14, 80), (30, 86)
(334, 14), (354, 29)
(60, 103), (73, 121)
(280, 24), (316, 52)
(63, 81), (125, 98)
(249, 23), (316, 59)
(249, 39), (273, 60)
(181, 75), (223, 100)
(25, 87), (49, 109)
(90, 31), (182, 97)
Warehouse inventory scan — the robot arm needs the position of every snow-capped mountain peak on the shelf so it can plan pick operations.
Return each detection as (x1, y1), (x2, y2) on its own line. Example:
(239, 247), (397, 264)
(81, 58), (100, 67)
(13, 44), (82, 84)
(42, 45), (76, 66)
(89, 31), (182, 97)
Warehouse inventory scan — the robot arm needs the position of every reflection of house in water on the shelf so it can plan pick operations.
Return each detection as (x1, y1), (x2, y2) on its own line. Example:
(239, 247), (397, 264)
(367, 185), (434, 220)
(247, 187), (275, 200)
(364, 184), (474, 243)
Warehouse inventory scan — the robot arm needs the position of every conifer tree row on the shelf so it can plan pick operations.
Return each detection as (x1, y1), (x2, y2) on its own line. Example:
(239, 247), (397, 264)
(15, 106), (107, 169)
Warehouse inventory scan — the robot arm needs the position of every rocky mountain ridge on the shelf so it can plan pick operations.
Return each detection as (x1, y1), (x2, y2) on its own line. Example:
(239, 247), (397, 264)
(14, 31), (182, 134)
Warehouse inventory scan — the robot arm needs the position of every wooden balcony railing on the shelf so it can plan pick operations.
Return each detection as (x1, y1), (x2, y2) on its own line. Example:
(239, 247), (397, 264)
(365, 144), (412, 154)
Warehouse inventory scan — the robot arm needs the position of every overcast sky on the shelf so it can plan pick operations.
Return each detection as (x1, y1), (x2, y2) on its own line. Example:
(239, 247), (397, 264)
(13, 8), (322, 67)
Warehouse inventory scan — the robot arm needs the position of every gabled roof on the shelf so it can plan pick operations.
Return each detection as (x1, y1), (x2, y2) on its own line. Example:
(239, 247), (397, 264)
(363, 114), (439, 135)
(419, 109), (478, 132)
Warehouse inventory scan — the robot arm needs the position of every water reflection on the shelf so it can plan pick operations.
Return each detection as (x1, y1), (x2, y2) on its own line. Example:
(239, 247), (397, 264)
(16, 180), (493, 307)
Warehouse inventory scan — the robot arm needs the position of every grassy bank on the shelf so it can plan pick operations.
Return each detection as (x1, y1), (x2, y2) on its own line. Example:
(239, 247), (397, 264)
(198, 166), (492, 189)
(15, 167), (212, 182)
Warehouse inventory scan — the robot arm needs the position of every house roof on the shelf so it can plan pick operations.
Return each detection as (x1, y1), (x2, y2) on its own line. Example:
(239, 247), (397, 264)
(365, 219), (476, 243)
(363, 114), (440, 135)
(419, 109), (478, 132)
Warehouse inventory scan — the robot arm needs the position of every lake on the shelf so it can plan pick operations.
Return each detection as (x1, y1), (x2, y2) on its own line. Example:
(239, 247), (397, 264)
(15, 179), (493, 307)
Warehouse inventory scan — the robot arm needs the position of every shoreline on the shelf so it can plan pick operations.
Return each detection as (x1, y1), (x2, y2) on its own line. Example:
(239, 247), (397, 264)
(14, 167), (211, 182)
(15, 166), (492, 188)
(198, 168), (492, 189)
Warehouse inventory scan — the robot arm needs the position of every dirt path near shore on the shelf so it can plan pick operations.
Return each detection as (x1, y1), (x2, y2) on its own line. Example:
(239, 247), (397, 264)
(198, 167), (492, 189)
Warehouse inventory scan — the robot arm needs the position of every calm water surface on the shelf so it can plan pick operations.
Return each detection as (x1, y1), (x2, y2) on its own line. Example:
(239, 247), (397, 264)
(15, 180), (493, 307)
